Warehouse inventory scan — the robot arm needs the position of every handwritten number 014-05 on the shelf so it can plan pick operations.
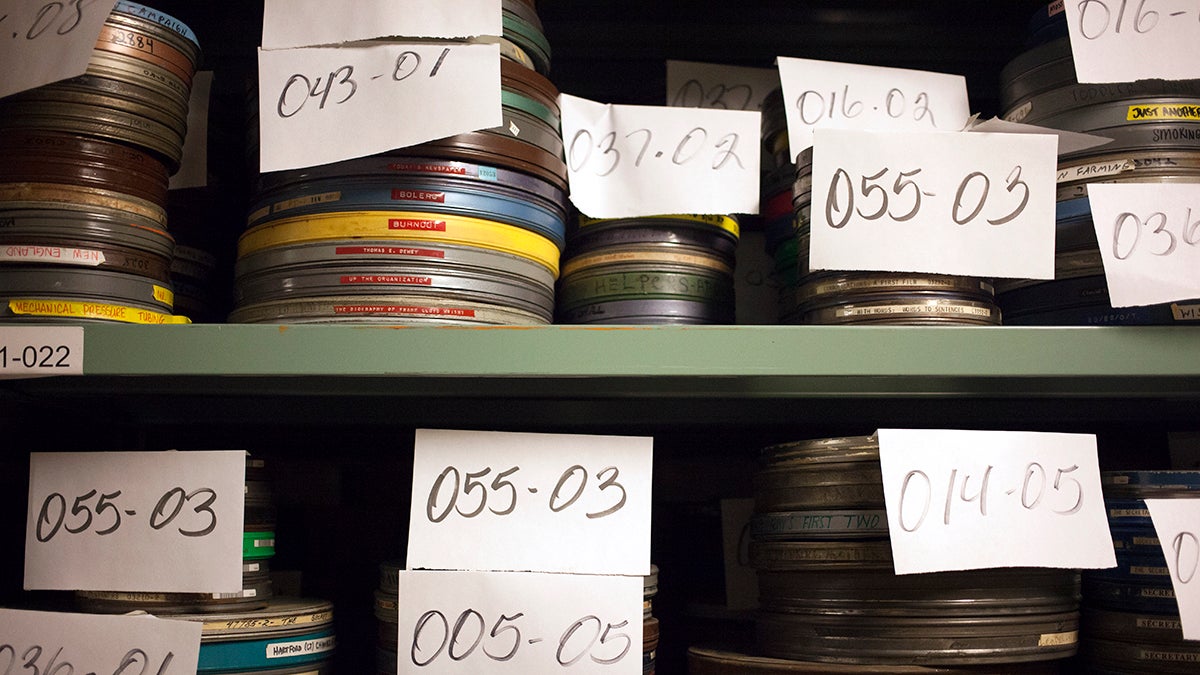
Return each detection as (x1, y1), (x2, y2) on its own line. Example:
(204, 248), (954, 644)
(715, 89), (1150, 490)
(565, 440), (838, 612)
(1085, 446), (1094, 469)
(825, 165), (1029, 229)
(35, 487), (217, 543)
(0, 645), (174, 675)
(897, 462), (1084, 533)
(426, 465), (627, 523)
(568, 127), (744, 176)
(276, 47), (451, 118)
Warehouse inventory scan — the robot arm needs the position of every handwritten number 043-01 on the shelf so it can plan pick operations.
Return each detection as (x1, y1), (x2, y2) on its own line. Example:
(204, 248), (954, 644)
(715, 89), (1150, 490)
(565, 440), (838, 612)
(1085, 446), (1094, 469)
(276, 48), (451, 118)
(426, 465), (627, 523)
(824, 165), (1029, 229)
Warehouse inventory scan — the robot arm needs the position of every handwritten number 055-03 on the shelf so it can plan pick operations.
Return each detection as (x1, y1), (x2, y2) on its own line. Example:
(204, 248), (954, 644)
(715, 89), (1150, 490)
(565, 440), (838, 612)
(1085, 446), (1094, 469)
(276, 48), (451, 118)
(426, 466), (627, 523)
(825, 165), (1029, 229)
(0, 644), (174, 675)
(35, 487), (217, 542)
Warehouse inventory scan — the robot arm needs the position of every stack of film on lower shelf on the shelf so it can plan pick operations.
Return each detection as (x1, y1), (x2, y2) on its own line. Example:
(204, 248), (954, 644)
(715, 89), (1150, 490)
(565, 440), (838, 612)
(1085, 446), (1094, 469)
(1080, 471), (1200, 673)
(785, 152), (1002, 325)
(0, 1), (199, 325)
(554, 214), (739, 324)
(234, 0), (565, 325)
(995, 4), (1200, 325)
(689, 435), (1080, 673)
(74, 457), (336, 674)
(644, 564), (660, 674)
(374, 560), (401, 675)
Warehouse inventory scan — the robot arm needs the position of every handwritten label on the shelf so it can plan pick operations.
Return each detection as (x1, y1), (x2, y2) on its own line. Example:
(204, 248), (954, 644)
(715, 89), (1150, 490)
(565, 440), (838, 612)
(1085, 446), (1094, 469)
(25, 451), (245, 592)
(809, 129), (1056, 279)
(398, 571), (641, 674)
(0, 327), (82, 379)
(261, 0), (500, 50)
(1063, 0), (1200, 82)
(969, 117), (1115, 157)
(877, 429), (1116, 575)
(666, 60), (780, 111)
(0, 0), (117, 99)
(407, 429), (652, 575)
(169, 70), (212, 191)
(559, 94), (760, 218)
(0, 609), (200, 675)
(776, 57), (969, 160)
(1145, 499), (1200, 639)
(258, 42), (500, 173)
(1087, 183), (1200, 307)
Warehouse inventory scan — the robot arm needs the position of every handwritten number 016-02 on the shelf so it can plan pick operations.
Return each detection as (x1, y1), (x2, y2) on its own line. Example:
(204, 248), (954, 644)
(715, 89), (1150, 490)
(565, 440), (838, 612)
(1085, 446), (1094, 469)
(0, 645), (174, 675)
(276, 47), (451, 119)
(426, 466), (627, 523)
(1076, 0), (1171, 40)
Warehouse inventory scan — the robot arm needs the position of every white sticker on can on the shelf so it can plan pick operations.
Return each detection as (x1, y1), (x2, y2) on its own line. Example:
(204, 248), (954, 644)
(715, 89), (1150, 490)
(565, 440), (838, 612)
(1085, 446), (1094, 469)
(266, 635), (336, 659)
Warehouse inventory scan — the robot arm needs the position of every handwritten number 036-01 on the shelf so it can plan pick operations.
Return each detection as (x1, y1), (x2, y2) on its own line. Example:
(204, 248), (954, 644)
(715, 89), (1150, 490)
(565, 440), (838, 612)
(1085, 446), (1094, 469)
(568, 127), (745, 176)
(0, 644), (175, 675)
(426, 465), (627, 523)
(1111, 208), (1200, 260)
(824, 165), (1029, 229)
(275, 48), (451, 118)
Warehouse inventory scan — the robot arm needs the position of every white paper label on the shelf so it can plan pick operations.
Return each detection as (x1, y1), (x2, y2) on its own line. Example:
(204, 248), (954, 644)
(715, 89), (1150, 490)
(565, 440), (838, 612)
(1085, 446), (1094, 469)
(265, 635), (336, 659)
(877, 429), (1116, 575)
(0, 326), (82, 379)
(1087, 183), (1200, 307)
(257, 42), (501, 173)
(969, 117), (1114, 157)
(407, 429), (653, 575)
(776, 56), (970, 160)
(169, 70), (213, 190)
(0, 0), (117, 99)
(1063, 0), (1200, 82)
(560, 94), (761, 218)
(0, 244), (105, 266)
(262, 0), (500, 50)
(397, 571), (641, 674)
(809, 129), (1057, 279)
(666, 60), (780, 111)
(1145, 499), (1200, 640)
(0, 609), (200, 674)
(25, 451), (246, 592)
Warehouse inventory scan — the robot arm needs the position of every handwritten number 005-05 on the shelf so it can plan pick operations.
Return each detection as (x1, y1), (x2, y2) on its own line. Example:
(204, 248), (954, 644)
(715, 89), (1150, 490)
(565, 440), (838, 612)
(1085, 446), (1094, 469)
(411, 609), (631, 668)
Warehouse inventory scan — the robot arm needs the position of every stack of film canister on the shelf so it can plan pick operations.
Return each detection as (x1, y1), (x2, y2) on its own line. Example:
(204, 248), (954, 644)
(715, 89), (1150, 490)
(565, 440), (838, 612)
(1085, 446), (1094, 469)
(785, 153), (1002, 325)
(644, 564), (659, 674)
(0, 1), (199, 325)
(995, 3), (1200, 324)
(233, 0), (565, 325)
(74, 457), (336, 674)
(554, 214), (739, 324)
(759, 88), (798, 323)
(693, 435), (1079, 673)
(375, 560), (401, 675)
(1080, 470), (1200, 673)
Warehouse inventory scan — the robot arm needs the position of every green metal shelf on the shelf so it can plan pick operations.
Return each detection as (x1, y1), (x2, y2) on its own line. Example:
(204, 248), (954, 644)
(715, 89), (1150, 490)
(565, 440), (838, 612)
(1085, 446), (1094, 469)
(2, 324), (1198, 430)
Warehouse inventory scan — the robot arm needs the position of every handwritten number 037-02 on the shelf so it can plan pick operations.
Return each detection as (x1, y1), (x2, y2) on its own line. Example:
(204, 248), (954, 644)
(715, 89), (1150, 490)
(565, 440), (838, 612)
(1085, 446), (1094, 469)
(276, 48), (451, 118)
(825, 165), (1029, 229)
(568, 127), (744, 176)
(426, 465), (627, 523)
